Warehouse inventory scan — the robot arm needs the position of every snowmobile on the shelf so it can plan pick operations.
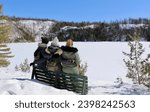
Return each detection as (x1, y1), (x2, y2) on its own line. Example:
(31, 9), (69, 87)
(31, 63), (88, 95)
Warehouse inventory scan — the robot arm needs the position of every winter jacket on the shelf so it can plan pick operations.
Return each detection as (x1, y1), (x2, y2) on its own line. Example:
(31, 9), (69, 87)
(33, 43), (48, 68)
(45, 45), (62, 72)
(34, 43), (47, 60)
(61, 46), (80, 75)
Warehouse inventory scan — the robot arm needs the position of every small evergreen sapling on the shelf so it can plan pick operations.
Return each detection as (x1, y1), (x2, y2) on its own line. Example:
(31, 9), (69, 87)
(15, 58), (30, 72)
(142, 56), (150, 88)
(123, 33), (150, 85)
(79, 62), (88, 75)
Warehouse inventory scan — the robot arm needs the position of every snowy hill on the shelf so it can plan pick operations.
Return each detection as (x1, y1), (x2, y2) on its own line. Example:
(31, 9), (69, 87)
(16, 20), (54, 41)
(1, 18), (55, 42)
(0, 42), (150, 95)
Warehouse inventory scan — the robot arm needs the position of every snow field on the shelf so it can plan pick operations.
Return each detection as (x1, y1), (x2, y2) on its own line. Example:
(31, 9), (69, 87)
(0, 42), (150, 95)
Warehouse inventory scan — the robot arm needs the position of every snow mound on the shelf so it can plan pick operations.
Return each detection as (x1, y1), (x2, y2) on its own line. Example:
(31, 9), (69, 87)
(88, 80), (150, 95)
(0, 78), (75, 95)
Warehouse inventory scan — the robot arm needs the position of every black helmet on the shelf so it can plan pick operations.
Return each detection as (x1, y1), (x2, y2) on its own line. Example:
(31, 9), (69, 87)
(41, 37), (49, 44)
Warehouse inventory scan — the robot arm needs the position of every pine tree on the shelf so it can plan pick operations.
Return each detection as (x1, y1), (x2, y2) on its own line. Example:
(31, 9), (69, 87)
(141, 62), (150, 88)
(0, 4), (13, 67)
(0, 44), (13, 67)
(123, 33), (149, 85)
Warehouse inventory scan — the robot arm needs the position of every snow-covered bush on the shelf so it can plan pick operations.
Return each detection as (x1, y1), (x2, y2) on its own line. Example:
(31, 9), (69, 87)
(114, 77), (124, 88)
(79, 62), (88, 75)
(15, 58), (30, 72)
(114, 77), (123, 85)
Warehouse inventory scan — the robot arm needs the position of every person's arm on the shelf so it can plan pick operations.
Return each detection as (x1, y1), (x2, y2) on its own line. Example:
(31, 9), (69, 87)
(55, 49), (63, 55)
(52, 49), (63, 58)
(75, 52), (81, 67)
(41, 49), (52, 60)
(34, 47), (40, 57)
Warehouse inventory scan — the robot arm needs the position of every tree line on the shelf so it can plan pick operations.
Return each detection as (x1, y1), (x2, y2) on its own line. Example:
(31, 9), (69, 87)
(2, 16), (150, 42)
(47, 18), (150, 41)
(10, 16), (57, 22)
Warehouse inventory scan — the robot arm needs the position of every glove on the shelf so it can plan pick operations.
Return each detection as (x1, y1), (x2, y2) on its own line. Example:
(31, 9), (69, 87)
(30, 62), (34, 66)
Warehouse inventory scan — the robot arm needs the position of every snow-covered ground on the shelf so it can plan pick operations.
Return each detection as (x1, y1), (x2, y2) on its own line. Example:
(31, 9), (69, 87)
(0, 42), (150, 95)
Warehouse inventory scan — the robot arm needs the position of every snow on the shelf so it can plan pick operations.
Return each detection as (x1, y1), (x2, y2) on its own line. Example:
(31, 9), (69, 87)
(83, 24), (95, 29)
(119, 24), (146, 29)
(2, 19), (55, 42)
(0, 78), (75, 95)
(60, 24), (95, 32)
(60, 26), (80, 31)
(0, 20), (7, 24)
(18, 20), (55, 41)
(0, 42), (150, 95)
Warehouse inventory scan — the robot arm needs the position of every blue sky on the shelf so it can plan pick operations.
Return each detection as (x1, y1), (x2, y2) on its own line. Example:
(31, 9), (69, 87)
(0, 0), (150, 22)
